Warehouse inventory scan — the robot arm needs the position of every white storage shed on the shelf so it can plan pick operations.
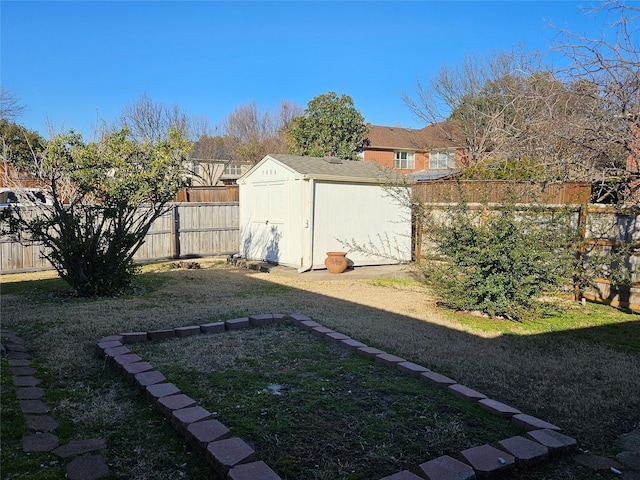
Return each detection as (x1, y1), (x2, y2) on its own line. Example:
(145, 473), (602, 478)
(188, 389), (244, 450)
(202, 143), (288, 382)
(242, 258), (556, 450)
(237, 154), (411, 271)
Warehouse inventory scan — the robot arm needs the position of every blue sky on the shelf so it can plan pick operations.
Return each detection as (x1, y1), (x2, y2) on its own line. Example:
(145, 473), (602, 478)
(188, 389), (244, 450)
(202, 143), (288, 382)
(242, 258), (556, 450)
(1, 0), (618, 140)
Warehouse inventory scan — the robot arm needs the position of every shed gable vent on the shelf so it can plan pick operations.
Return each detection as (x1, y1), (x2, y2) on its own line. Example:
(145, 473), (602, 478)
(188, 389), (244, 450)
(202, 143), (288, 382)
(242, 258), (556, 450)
(324, 157), (343, 164)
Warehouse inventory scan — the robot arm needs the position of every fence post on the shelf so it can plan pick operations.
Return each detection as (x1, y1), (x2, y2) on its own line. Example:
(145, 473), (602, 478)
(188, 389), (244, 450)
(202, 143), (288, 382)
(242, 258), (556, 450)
(412, 202), (423, 264)
(574, 202), (588, 301)
(171, 204), (180, 259)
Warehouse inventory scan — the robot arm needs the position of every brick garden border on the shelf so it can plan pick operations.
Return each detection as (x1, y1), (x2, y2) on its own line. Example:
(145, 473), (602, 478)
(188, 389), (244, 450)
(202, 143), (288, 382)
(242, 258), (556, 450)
(95, 313), (578, 480)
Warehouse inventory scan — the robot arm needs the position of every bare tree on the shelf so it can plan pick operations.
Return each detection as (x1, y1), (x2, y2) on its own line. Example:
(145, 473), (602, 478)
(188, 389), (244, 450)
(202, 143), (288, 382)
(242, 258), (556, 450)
(115, 93), (208, 144)
(402, 48), (541, 166)
(222, 100), (302, 163)
(0, 87), (26, 121)
(547, 0), (639, 203)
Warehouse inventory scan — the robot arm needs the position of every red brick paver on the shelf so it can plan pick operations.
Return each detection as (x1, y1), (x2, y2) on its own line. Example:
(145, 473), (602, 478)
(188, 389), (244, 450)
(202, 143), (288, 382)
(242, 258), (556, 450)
(134, 370), (167, 388)
(20, 399), (50, 414)
(298, 320), (322, 331)
(120, 332), (148, 343)
(380, 470), (424, 479)
(227, 460), (282, 480)
(448, 384), (487, 402)
(22, 432), (60, 452)
(497, 435), (549, 468)
(66, 454), (110, 480)
(357, 346), (386, 358)
(206, 437), (256, 473)
(175, 326), (201, 337)
(460, 444), (515, 478)
(171, 406), (212, 434)
(525, 429), (577, 454)
(157, 394), (197, 416)
(226, 317), (250, 330)
(25, 415), (59, 432)
(421, 371), (457, 388)
(397, 361), (430, 378)
(146, 382), (181, 401)
(201, 321), (225, 334)
(340, 338), (367, 350)
(186, 419), (231, 453)
(376, 353), (407, 367)
(147, 329), (176, 340)
(53, 438), (106, 458)
(478, 398), (522, 418)
(417, 455), (476, 480)
(249, 314), (274, 326)
(511, 413), (561, 431)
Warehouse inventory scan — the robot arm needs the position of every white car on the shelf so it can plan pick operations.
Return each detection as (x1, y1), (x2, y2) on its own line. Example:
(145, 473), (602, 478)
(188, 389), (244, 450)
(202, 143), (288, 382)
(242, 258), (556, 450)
(0, 187), (54, 208)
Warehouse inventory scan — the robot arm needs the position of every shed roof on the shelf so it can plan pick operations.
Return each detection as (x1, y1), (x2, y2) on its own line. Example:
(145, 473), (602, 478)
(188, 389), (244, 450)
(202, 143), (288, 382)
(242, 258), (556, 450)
(262, 154), (407, 183)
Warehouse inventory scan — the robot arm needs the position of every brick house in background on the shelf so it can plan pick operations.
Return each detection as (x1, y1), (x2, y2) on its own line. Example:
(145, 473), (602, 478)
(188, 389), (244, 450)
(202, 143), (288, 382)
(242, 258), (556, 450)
(362, 121), (466, 181)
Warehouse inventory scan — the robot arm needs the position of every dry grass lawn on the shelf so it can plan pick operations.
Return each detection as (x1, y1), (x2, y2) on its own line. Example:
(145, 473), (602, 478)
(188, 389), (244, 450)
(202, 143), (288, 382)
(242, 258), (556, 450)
(1, 258), (638, 479)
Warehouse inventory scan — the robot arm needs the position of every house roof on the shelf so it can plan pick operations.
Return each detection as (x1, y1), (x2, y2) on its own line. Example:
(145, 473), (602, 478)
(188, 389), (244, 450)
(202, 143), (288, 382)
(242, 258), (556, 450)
(367, 121), (463, 151)
(256, 154), (407, 183)
(410, 168), (462, 182)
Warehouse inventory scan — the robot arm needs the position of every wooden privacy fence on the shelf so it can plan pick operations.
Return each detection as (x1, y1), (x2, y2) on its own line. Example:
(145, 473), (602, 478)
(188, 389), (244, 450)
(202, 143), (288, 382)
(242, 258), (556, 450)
(412, 180), (592, 204)
(412, 201), (640, 311)
(0, 202), (240, 274)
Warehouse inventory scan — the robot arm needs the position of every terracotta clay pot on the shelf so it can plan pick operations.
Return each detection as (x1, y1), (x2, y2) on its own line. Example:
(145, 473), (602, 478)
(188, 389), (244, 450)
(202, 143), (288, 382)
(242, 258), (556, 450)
(324, 251), (348, 274)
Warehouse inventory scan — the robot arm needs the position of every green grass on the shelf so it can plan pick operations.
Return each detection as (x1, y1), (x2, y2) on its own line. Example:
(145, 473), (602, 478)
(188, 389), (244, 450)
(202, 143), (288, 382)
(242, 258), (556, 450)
(135, 325), (519, 480)
(441, 300), (639, 352)
(2, 261), (637, 480)
(367, 278), (419, 288)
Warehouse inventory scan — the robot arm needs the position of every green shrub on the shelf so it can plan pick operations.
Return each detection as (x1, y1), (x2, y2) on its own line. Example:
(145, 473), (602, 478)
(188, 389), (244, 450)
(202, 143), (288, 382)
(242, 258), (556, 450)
(422, 203), (577, 320)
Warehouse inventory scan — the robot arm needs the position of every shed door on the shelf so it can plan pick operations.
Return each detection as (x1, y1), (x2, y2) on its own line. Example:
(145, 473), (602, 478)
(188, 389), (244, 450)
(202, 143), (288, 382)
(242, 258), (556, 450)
(250, 182), (286, 263)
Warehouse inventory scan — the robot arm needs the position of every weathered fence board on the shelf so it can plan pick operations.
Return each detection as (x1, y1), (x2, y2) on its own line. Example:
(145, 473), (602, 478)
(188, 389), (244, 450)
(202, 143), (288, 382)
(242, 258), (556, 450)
(0, 202), (239, 274)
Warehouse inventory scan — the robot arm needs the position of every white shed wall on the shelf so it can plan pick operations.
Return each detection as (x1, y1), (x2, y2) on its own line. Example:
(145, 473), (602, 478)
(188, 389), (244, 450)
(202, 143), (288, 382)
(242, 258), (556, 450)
(239, 160), (305, 268)
(311, 182), (411, 269)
